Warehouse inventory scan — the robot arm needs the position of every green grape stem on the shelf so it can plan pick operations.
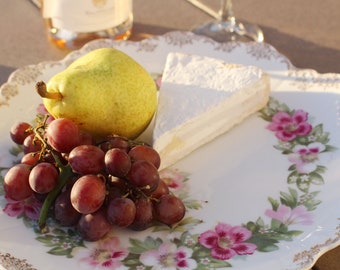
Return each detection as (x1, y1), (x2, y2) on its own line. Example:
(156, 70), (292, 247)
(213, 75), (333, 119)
(30, 114), (74, 232)
(38, 152), (74, 232)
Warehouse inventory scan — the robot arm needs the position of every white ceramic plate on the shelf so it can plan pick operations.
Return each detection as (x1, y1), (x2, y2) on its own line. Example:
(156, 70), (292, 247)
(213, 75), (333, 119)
(1, 31), (340, 270)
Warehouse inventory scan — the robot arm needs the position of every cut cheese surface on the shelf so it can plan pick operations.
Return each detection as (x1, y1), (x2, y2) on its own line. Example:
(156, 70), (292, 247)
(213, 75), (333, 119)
(152, 52), (270, 169)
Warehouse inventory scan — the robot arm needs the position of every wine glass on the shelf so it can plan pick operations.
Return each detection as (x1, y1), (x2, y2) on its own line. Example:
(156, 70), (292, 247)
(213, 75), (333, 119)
(188, 0), (264, 42)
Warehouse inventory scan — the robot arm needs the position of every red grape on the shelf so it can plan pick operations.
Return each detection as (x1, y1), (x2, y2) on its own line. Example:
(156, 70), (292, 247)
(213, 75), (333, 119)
(46, 118), (80, 153)
(154, 194), (185, 226)
(149, 180), (169, 199)
(107, 177), (128, 200)
(36, 103), (54, 124)
(29, 162), (59, 194)
(10, 122), (33, 145)
(128, 145), (161, 169)
(129, 198), (153, 231)
(68, 145), (105, 175)
(4, 112), (188, 241)
(23, 134), (43, 154)
(21, 153), (39, 166)
(33, 192), (48, 203)
(78, 131), (94, 145)
(105, 148), (131, 178)
(64, 176), (79, 191)
(77, 209), (111, 241)
(3, 164), (33, 201)
(70, 175), (106, 214)
(127, 160), (159, 194)
(54, 189), (81, 226)
(99, 136), (130, 152)
(107, 197), (136, 227)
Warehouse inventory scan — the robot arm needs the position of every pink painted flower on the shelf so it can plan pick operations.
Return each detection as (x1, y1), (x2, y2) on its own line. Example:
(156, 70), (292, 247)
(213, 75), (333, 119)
(78, 236), (128, 269)
(288, 142), (325, 174)
(267, 110), (312, 141)
(159, 169), (185, 191)
(198, 223), (257, 260)
(3, 195), (42, 220)
(139, 242), (197, 270)
(265, 205), (313, 226)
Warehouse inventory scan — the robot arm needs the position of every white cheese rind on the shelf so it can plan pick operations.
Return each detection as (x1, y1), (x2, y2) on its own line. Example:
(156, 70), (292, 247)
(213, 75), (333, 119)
(153, 52), (270, 169)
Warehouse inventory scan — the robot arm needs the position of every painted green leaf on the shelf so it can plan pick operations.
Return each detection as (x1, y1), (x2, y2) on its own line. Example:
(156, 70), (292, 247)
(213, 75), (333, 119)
(152, 217), (203, 233)
(248, 234), (279, 252)
(273, 144), (289, 153)
(317, 132), (330, 144)
(244, 221), (258, 232)
(51, 228), (68, 236)
(286, 230), (304, 237)
(123, 254), (144, 267)
(192, 246), (211, 259)
(270, 219), (284, 231)
(174, 220), (202, 233)
(258, 113), (273, 122)
(304, 199), (321, 211)
(128, 236), (162, 254)
(258, 107), (274, 122)
(315, 165), (327, 174)
(288, 164), (297, 172)
(268, 197), (279, 211)
(47, 246), (73, 256)
(296, 178), (310, 192)
(309, 172), (324, 185)
(183, 198), (203, 210)
(9, 145), (23, 156)
(279, 188), (298, 208)
(258, 244), (280, 252)
(36, 235), (58, 245)
(287, 171), (299, 184)
(313, 123), (323, 133)
(324, 144), (337, 152)
(255, 217), (266, 227)
(199, 259), (232, 268)
(0, 167), (9, 194)
(21, 216), (37, 229)
(296, 136), (309, 145)
(282, 149), (293, 155)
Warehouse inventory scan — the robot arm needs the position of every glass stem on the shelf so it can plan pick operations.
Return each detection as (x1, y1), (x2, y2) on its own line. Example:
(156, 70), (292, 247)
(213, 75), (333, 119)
(219, 0), (235, 24)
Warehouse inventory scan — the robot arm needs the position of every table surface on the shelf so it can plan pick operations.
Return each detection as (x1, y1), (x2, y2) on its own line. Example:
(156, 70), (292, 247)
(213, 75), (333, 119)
(0, 0), (339, 269)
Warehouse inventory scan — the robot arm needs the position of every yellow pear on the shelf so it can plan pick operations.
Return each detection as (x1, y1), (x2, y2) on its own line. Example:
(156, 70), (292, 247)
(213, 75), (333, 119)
(36, 48), (157, 139)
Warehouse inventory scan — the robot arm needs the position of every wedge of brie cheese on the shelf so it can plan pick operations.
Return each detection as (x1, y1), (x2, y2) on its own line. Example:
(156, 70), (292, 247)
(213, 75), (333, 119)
(153, 52), (270, 169)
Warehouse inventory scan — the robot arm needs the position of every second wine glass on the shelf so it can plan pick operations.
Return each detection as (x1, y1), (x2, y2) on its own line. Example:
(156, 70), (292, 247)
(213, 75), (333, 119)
(190, 0), (264, 42)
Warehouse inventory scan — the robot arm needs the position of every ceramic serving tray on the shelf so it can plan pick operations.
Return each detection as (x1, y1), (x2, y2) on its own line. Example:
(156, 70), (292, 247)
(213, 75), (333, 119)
(1, 31), (340, 270)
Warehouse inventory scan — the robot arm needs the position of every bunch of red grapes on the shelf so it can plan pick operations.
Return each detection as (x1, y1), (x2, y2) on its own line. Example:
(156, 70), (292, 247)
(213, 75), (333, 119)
(4, 115), (185, 241)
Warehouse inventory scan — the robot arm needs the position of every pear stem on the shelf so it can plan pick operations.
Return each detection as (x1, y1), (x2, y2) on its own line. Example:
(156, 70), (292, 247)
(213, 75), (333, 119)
(36, 81), (63, 100)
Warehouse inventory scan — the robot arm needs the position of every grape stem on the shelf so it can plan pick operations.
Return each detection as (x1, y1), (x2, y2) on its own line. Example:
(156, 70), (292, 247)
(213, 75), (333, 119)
(121, 178), (154, 201)
(38, 152), (73, 232)
(32, 115), (74, 232)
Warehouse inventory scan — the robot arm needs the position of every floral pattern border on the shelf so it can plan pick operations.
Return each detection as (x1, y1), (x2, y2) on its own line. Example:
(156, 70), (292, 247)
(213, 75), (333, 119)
(1, 96), (338, 269)
(0, 31), (294, 106)
(293, 224), (340, 268)
(0, 252), (37, 270)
